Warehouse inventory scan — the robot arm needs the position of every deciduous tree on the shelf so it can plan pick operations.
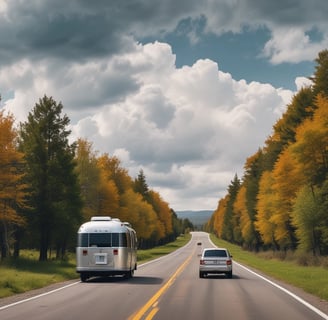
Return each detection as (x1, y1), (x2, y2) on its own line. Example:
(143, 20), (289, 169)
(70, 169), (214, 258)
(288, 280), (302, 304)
(270, 148), (302, 249)
(292, 185), (322, 255)
(255, 171), (277, 247)
(0, 111), (27, 258)
(291, 95), (328, 188)
(75, 139), (101, 221)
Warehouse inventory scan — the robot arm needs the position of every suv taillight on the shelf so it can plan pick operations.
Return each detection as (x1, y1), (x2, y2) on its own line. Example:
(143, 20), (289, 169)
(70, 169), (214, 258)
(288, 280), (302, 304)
(226, 259), (232, 265)
(200, 259), (205, 265)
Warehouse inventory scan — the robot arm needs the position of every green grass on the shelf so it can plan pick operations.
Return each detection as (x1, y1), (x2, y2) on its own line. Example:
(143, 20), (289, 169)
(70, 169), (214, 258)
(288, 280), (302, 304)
(0, 234), (192, 299)
(137, 234), (192, 262)
(210, 234), (328, 301)
(0, 250), (77, 298)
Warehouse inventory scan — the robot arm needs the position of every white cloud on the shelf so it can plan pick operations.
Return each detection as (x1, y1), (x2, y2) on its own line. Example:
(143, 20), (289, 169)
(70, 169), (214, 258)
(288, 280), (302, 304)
(295, 76), (313, 91)
(2, 41), (294, 210)
(262, 27), (328, 64)
(67, 42), (293, 210)
(0, 0), (7, 14)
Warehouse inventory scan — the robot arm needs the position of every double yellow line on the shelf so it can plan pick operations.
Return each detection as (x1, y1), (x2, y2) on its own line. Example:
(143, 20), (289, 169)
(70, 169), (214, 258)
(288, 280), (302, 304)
(128, 252), (194, 320)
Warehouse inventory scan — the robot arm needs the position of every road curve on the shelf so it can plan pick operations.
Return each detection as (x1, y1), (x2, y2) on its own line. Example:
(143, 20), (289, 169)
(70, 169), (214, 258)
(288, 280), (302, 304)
(0, 232), (327, 320)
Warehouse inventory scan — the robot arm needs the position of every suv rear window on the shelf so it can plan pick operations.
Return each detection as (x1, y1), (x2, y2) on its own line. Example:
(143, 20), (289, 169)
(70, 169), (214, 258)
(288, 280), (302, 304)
(204, 250), (227, 257)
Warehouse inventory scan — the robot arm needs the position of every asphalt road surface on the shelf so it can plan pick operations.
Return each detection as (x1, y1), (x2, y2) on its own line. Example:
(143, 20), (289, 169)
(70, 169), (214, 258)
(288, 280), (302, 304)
(1, 231), (328, 320)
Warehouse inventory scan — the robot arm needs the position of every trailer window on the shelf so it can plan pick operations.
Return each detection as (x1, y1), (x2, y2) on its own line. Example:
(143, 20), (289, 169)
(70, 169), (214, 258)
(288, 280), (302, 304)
(112, 233), (128, 247)
(89, 233), (111, 247)
(78, 234), (88, 247)
(78, 233), (128, 247)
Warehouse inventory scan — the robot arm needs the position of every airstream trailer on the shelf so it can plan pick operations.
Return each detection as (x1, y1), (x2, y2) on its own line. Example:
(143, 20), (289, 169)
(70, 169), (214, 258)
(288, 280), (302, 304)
(76, 216), (137, 282)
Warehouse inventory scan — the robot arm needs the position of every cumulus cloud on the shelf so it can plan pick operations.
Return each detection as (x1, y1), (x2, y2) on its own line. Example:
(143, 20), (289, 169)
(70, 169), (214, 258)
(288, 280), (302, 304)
(2, 39), (292, 209)
(1, 0), (323, 210)
(295, 77), (313, 91)
(67, 42), (290, 209)
(262, 27), (328, 64)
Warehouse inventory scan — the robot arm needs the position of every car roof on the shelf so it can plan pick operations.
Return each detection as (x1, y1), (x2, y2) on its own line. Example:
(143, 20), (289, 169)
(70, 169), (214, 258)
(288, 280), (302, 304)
(203, 247), (228, 251)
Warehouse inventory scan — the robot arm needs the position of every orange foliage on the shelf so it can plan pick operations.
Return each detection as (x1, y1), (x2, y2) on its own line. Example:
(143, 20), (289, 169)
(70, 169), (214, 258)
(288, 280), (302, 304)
(255, 171), (277, 245)
(212, 196), (228, 238)
(234, 185), (253, 243)
(0, 111), (27, 225)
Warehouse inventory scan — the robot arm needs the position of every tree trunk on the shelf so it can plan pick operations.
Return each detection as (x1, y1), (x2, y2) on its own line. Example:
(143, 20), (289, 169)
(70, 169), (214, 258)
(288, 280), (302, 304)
(0, 222), (9, 259)
(39, 228), (49, 261)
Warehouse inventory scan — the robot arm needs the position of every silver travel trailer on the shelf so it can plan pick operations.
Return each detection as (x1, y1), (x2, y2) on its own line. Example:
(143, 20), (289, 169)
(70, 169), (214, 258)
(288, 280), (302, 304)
(76, 216), (137, 282)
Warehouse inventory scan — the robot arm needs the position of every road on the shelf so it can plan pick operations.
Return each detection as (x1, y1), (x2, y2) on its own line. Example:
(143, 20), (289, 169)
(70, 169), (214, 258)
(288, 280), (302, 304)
(0, 231), (327, 320)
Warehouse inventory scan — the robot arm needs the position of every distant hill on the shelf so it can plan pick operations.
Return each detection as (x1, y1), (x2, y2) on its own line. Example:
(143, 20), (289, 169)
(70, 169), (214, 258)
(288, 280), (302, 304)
(176, 210), (213, 227)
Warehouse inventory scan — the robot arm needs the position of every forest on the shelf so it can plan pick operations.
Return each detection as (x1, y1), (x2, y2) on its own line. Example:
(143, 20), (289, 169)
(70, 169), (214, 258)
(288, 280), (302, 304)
(1, 49), (328, 262)
(206, 50), (328, 257)
(0, 96), (193, 261)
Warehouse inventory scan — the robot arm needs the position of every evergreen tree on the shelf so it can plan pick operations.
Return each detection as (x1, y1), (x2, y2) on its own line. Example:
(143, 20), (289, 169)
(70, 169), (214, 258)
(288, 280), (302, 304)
(134, 169), (150, 200)
(242, 151), (264, 250)
(311, 49), (328, 97)
(273, 87), (315, 146)
(19, 95), (82, 261)
(221, 174), (240, 242)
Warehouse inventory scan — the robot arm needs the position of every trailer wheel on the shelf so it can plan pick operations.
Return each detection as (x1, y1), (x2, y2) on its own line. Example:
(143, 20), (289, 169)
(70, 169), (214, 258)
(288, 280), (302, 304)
(80, 273), (88, 282)
(125, 269), (134, 278)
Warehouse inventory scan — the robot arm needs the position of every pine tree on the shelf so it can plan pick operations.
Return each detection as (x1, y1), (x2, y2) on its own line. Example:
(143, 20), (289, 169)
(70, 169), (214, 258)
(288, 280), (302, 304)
(19, 95), (82, 261)
(311, 49), (328, 97)
(221, 174), (240, 242)
(134, 169), (150, 200)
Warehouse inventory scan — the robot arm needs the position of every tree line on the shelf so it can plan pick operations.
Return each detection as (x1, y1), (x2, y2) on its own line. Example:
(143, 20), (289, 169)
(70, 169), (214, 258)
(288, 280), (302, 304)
(206, 50), (328, 256)
(0, 96), (193, 261)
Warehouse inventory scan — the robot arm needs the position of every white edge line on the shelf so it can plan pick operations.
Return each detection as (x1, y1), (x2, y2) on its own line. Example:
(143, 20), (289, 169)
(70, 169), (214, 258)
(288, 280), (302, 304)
(0, 239), (194, 311)
(0, 281), (80, 311)
(208, 234), (328, 320)
(138, 237), (194, 268)
(235, 262), (328, 320)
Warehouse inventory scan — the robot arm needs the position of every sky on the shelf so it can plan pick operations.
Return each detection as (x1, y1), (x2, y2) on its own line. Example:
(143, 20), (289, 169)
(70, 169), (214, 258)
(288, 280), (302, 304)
(0, 0), (327, 211)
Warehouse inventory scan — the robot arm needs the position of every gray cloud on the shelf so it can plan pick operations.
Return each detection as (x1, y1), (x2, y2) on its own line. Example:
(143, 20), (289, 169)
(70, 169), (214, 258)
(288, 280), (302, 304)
(1, 0), (327, 66)
(0, 0), (196, 65)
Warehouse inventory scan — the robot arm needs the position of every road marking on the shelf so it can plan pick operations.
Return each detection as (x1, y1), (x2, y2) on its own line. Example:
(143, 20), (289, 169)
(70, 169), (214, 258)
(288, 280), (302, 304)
(208, 235), (328, 319)
(0, 239), (194, 313)
(235, 262), (328, 320)
(128, 251), (194, 320)
(145, 306), (159, 320)
(0, 281), (80, 311)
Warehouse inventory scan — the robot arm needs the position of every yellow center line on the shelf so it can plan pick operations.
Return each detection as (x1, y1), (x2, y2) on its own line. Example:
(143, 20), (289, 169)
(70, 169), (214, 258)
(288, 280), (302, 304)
(128, 250), (194, 320)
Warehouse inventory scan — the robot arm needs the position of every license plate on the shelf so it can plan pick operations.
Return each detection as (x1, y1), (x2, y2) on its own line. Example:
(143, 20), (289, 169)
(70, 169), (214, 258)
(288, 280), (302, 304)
(95, 254), (107, 264)
(206, 260), (225, 265)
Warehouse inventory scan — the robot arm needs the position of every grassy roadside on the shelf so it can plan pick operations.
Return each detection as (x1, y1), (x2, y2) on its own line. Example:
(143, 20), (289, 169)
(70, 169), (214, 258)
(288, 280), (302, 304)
(0, 250), (77, 298)
(0, 234), (192, 299)
(210, 234), (328, 301)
